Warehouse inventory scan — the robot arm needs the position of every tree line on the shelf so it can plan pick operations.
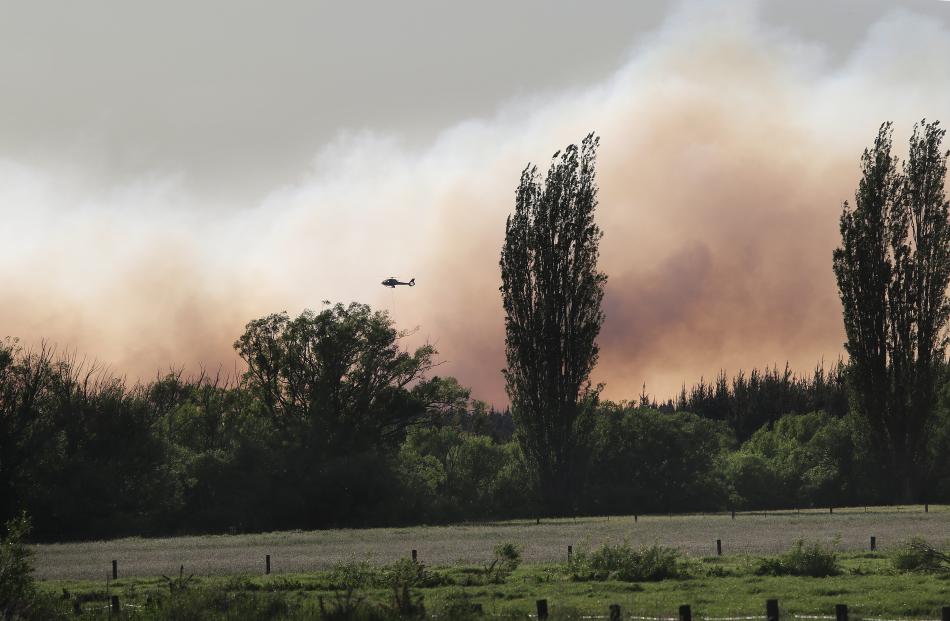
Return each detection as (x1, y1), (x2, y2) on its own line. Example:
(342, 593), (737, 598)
(1, 120), (949, 541)
(5, 327), (946, 541)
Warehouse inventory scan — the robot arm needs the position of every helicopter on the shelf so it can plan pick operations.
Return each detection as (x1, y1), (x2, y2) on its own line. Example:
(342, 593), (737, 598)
(381, 277), (415, 288)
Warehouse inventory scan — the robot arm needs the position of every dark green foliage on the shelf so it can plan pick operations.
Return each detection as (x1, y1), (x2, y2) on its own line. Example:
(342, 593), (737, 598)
(0, 513), (35, 618)
(151, 588), (293, 621)
(5, 297), (950, 540)
(483, 542), (521, 583)
(891, 537), (950, 572)
(756, 539), (840, 577)
(500, 133), (606, 514)
(672, 363), (849, 442)
(586, 406), (732, 514)
(327, 561), (377, 591)
(234, 302), (436, 453)
(0, 340), (177, 539)
(568, 542), (683, 582)
(0, 513), (62, 620)
(436, 591), (492, 621)
(833, 120), (950, 501)
(727, 411), (879, 509)
(395, 427), (531, 522)
(385, 559), (444, 589)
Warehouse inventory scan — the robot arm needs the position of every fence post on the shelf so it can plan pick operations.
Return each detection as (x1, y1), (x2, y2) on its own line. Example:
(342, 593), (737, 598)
(835, 603), (848, 621)
(941, 606), (949, 621)
(111, 595), (119, 613)
(610, 603), (622, 621)
(716, 539), (722, 556)
(112, 560), (117, 580)
(731, 510), (735, 520)
(265, 554), (271, 575)
(830, 507), (834, 514)
(766, 598), (779, 621)
(411, 549), (418, 562)
(870, 536), (876, 551)
(536, 599), (549, 620)
(567, 545), (572, 562)
(635, 515), (638, 523)
(925, 503), (929, 513)
(679, 604), (692, 621)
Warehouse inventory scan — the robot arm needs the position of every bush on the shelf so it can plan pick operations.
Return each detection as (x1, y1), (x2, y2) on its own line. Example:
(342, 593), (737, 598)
(569, 542), (683, 582)
(328, 561), (379, 590)
(482, 542), (522, 583)
(756, 539), (840, 577)
(385, 558), (447, 589)
(151, 588), (293, 621)
(0, 513), (60, 621)
(892, 537), (950, 572)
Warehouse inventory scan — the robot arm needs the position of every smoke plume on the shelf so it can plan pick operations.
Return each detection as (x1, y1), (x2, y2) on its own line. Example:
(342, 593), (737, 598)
(2, 2), (949, 404)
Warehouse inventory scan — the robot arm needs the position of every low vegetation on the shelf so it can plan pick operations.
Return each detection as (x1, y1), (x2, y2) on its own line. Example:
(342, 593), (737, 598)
(28, 543), (950, 619)
(568, 542), (683, 582)
(755, 539), (841, 577)
(891, 537), (950, 573)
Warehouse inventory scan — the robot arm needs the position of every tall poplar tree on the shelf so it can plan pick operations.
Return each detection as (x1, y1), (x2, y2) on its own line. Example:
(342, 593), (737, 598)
(833, 120), (950, 501)
(499, 133), (606, 514)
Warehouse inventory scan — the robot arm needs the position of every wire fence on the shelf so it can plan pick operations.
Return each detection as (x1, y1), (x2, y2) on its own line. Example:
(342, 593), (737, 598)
(69, 595), (950, 621)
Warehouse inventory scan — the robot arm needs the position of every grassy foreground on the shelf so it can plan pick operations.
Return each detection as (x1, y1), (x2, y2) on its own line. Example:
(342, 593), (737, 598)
(38, 550), (950, 618)
(28, 508), (950, 618)
(33, 506), (950, 580)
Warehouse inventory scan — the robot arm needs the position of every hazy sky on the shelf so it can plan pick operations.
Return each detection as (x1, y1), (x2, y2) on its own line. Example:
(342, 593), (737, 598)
(2, 0), (950, 404)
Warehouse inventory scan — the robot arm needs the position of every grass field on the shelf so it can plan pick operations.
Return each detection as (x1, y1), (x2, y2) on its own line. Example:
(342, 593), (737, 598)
(33, 506), (950, 581)
(38, 551), (950, 617)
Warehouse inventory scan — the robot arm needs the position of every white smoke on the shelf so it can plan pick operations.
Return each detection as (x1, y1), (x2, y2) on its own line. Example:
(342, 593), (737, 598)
(1, 1), (949, 403)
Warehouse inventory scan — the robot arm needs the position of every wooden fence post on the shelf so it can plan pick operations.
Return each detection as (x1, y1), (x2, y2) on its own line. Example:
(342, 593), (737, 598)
(830, 507), (834, 514)
(411, 549), (417, 562)
(567, 545), (572, 562)
(112, 560), (117, 580)
(634, 514), (638, 523)
(265, 554), (271, 575)
(716, 539), (722, 556)
(766, 598), (779, 621)
(870, 536), (876, 551)
(679, 604), (692, 621)
(925, 503), (929, 513)
(731, 510), (735, 520)
(835, 603), (848, 621)
(536, 599), (548, 620)
(941, 606), (949, 621)
(609, 603), (622, 621)
(110, 595), (119, 613)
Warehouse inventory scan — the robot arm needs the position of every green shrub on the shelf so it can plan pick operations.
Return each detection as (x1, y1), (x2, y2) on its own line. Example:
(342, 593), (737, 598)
(384, 558), (452, 589)
(569, 542), (683, 582)
(0, 513), (61, 621)
(756, 539), (840, 577)
(149, 588), (293, 621)
(483, 542), (522, 583)
(437, 591), (489, 620)
(328, 561), (379, 590)
(892, 537), (950, 572)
